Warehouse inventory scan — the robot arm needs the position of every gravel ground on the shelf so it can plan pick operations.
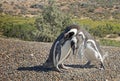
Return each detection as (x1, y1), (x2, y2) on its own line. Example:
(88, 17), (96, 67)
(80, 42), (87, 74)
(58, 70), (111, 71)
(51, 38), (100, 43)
(0, 37), (120, 81)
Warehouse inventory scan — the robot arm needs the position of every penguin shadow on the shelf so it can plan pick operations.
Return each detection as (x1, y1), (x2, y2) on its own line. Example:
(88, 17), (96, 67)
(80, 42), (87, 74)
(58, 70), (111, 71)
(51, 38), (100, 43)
(17, 63), (95, 72)
(17, 65), (55, 72)
(65, 64), (95, 69)
(17, 64), (95, 72)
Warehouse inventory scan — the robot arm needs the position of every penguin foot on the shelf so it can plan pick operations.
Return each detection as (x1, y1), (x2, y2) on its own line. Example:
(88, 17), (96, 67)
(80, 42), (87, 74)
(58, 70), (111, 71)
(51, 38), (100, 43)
(55, 64), (71, 72)
(55, 65), (64, 72)
(99, 67), (104, 70)
(100, 62), (105, 70)
(83, 61), (91, 68)
(60, 63), (71, 69)
(55, 68), (64, 72)
(55, 66), (61, 72)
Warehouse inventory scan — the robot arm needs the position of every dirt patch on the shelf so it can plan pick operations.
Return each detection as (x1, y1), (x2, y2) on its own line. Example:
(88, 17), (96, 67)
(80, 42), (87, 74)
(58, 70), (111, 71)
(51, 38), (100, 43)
(0, 38), (120, 81)
(104, 37), (120, 41)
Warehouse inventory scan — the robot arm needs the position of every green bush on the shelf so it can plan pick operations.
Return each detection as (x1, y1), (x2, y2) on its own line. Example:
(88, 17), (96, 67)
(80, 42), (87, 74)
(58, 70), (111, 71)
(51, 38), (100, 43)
(0, 14), (38, 41)
(90, 24), (120, 37)
(35, 0), (73, 42)
(2, 23), (37, 41)
(0, 5), (73, 42)
(90, 24), (112, 37)
(73, 19), (120, 37)
(100, 39), (120, 47)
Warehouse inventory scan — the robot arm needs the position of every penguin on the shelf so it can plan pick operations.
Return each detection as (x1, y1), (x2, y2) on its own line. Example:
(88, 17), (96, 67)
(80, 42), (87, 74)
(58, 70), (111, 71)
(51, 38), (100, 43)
(43, 24), (108, 71)
(43, 25), (79, 72)
(83, 39), (108, 69)
(71, 25), (108, 69)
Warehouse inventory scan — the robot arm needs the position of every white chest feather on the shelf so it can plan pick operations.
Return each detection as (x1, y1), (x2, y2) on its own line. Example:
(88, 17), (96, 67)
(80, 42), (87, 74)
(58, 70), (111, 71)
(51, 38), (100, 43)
(84, 43), (101, 61)
(58, 40), (71, 64)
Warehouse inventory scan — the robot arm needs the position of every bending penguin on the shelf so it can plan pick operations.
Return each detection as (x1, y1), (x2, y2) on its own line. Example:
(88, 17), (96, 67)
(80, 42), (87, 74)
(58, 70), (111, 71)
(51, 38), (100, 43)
(70, 25), (108, 69)
(43, 25), (79, 72)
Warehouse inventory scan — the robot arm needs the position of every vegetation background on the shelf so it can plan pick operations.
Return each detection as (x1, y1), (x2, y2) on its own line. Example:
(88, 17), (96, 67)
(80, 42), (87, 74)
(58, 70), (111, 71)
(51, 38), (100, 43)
(0, 1), (120, 81)
(0, 0), (120, 46)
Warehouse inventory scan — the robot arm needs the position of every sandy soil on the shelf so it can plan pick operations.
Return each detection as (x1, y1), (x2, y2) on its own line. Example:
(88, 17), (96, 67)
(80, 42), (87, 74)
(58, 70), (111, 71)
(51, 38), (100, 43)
(0, 37), (120, 81)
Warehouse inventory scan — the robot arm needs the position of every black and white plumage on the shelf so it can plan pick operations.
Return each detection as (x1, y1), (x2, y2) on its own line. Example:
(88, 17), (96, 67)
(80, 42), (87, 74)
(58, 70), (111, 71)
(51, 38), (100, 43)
(43, 24), (107, 71)
(83, 39), (108, 69)
(70, 25), (108, 69)
(43, 25), (79, 72)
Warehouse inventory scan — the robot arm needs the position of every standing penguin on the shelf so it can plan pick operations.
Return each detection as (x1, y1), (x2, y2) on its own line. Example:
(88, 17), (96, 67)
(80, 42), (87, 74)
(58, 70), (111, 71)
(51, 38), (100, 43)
(71, 25), (108, 69)
(83, 39), (108, 69)
(43, 25), (79, 72)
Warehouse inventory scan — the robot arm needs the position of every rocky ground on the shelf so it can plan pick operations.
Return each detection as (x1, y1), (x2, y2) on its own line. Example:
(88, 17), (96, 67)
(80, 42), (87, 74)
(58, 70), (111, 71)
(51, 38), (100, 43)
(0, 37), (120, 81)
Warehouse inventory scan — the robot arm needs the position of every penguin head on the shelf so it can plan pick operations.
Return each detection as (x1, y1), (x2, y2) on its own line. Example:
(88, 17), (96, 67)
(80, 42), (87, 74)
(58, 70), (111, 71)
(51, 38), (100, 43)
(60, 27), (78, 45)
(64, 32), (75, 40)
(64, 28), (78, 40)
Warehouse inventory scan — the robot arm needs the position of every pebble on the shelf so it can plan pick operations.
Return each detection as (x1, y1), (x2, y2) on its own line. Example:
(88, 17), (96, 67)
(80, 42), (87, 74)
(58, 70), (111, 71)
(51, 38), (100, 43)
(0, 37), (120, 81)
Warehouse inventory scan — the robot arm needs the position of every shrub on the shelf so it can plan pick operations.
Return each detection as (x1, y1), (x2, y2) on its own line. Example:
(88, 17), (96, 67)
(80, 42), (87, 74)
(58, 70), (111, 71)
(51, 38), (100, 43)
(3, 23), (37, 41)
(35, 0), (73, 42)
(100, 39), (120, 47)
(74, 19), (120, 37)
(90, 24), (111, 37)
